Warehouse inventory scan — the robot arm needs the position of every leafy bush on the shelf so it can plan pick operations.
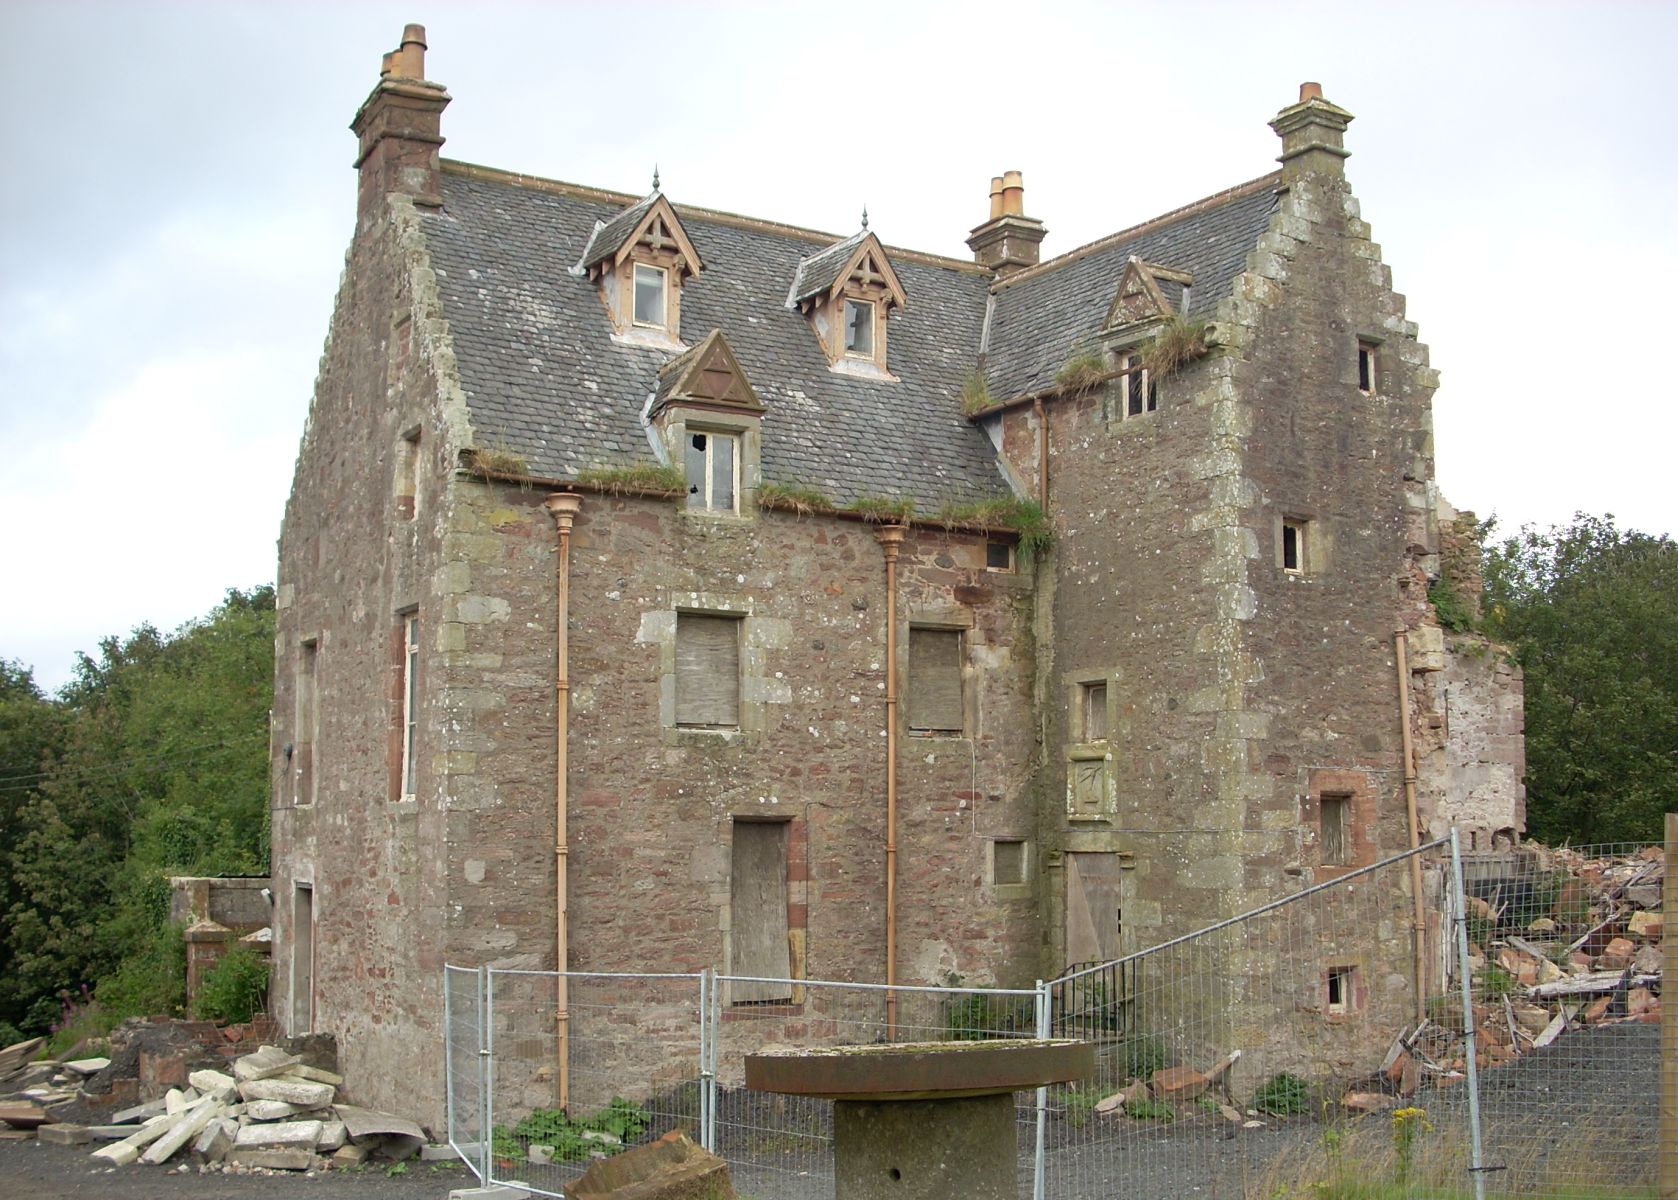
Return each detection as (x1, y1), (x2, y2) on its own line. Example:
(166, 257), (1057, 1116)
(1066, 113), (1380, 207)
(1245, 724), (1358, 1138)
(501, 1097), (650, 1163)
(939, 988), (1035, 1041)
(1252, 1071), (1311, 1116)
(1428, 578), (1476, 633)
(1475, 964), (1517, 996)
(194, 948), (270, 1024)
(1125, 1095), (1174, 1121)
(1119, 1033), (1171, 1079)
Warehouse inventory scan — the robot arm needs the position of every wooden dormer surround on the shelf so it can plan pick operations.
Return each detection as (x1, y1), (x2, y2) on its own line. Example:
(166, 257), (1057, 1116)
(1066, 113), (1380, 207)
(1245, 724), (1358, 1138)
(788, 230), (908, 379)
(576, 191), (704, 348)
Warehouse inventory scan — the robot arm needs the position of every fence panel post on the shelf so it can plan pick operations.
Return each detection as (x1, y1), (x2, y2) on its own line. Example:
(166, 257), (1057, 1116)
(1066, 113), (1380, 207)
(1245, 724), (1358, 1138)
(699, 967), (715, 1153)
(1664, 812), (1678, 1200)
(444, 967), (456, 1157)
(483, 965), (497, 1187)
(1033, 978), (1048, 1200)
(1450, 828), (1487, 1200)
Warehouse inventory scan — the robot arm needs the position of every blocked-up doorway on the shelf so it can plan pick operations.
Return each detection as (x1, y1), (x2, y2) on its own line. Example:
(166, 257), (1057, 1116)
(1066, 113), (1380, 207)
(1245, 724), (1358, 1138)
(1065, 852), (1125, 966)
(729, 821), (791, 1003)
(291, 883), (314, 1034)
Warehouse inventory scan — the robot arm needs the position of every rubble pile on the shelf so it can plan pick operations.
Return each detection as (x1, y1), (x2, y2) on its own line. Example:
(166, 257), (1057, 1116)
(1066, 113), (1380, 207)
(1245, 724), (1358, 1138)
(0, 1037), (429, 1173)
(1382, 843), (1664, 1099)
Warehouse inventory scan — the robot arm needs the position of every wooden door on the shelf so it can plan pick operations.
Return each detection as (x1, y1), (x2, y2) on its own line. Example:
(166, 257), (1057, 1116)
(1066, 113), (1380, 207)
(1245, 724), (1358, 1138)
(1064, 852), (1125, 966)
(730, 822), (791, 1002)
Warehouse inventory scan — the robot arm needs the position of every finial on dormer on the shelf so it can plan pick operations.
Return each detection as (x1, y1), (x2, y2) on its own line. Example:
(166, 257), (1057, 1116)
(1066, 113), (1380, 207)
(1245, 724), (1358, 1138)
(652, 164), (661, 192)
(861, 205), (869, 231)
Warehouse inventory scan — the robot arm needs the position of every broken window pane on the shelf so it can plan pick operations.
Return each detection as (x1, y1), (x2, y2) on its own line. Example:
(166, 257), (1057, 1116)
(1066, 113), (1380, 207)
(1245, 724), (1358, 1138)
(685, 433), (708, 509)
(1082, 682), (1107, 742)
(845, 299), (873, 355)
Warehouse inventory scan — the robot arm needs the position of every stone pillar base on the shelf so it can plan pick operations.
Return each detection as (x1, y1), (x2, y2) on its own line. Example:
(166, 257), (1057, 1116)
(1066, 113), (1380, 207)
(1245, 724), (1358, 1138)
(833, 1093), (1015, 1200)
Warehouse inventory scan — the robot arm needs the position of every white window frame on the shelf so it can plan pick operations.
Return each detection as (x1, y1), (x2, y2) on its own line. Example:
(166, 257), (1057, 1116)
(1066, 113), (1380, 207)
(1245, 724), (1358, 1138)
(685, 430), (740, 514)
(1357, 341), (1378, 396)
(1121, 352), (1156, 419)
(399, 614), (419, 800)
(633, 263), (669, 330)
(843, 298), (876, 358)
(1281, 518), (1307, 574)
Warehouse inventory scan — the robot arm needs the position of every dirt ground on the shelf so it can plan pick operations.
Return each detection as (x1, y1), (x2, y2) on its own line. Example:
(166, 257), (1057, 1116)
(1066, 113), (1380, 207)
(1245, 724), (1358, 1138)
(0, 1138), (471, 1199)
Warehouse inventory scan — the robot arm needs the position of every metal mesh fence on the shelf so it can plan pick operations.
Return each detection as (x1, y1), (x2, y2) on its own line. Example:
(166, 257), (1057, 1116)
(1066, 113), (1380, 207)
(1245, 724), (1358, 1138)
(1451, 838), (1662, 1199)
(443, 964), (486, 1180)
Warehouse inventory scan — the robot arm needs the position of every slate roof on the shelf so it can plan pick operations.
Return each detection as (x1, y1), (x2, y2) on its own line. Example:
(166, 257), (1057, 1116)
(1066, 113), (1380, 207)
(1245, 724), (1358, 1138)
(421, 168), (1002, 510)
(788, 231), (868, 305)
(575, 191), (658, 271)
(417, 166), (1283, 509)
(983, 175), (1282, 399)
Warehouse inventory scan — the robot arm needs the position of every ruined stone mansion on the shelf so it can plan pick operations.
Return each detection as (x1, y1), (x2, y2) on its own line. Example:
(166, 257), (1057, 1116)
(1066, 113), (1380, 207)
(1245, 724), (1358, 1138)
(271, 26), (1524, 1126)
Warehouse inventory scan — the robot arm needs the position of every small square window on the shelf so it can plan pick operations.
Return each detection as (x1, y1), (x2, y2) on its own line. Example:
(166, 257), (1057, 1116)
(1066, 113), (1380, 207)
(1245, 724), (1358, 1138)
(1357, 342), (1377, 395)
(685, 431), (738, 513)
(992, 839), (1027, 886)
(1320, 792), (1350, 866)
(1080, 681), (1108, 742)
(844, 299), (875, 356)
(1326, 965), (1357, 1015)
(1281, 519), (1307, 573)
(1123, 353), (1157, 418)
(633, 264), (667, 328)
(985, 541), (1013, 571)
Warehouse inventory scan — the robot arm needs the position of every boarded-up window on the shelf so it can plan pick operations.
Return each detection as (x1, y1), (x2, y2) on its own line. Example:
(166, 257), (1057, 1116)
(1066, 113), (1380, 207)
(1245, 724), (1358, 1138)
(731, 821), (791, 1003)
(1069, 756), (1106, 818)
(992, 839), (1027, 886)
(1081, 681), (1108, 742)
(1321, 793), (1350, 865)
(908, 628), (963, 734)
(675, 614), (740, 728)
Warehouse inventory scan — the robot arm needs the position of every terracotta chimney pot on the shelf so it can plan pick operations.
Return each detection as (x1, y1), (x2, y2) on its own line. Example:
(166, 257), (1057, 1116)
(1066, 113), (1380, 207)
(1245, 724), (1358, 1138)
(1299, 81), (1323, 102)
(380, 50), (395, 79)
(395, 23), (427, 79)
(1001, 170), (1024, 217)
(988, 176), (1005, 221)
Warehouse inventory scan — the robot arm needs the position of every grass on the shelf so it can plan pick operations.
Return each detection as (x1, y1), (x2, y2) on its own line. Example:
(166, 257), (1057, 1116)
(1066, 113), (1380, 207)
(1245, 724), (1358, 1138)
(960, 370), (995, 415)
(847, 494), (916, 522)
(575, 462), (686, 495)
(1139, 316), (1210, 379)
(756, 480), (834, 515)
(936, 496), (1051, 556)
(1055, 349), (1109, 394)
(471, 446), (531, 479)
(1252, 1071), (1311, 1116)
(1126, 1095), (1174, 1121)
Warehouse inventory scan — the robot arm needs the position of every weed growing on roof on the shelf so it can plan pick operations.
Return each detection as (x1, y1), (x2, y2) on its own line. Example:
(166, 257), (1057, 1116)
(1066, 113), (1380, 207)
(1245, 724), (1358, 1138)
(935, 496), (1051, 557)
(757, 481), (833, 515)
(960, 370), (996, 415)
(1139, 315), (1211, 379)
(575, 462), (686, 495)
(1055, 349), (1109, 394)
(847, 494), (916, 522)
(472, 445), (531, 481)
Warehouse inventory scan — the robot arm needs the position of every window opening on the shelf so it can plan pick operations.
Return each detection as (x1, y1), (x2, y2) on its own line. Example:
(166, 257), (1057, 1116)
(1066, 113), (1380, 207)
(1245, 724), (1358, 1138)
(844, 299), (875, 356)
(992, 839), (1026, 886)
(296, 639), (318, 807)
(685, 431), (738, 513)
(633, 263), (668, 329)
(1281, 519), (1306, 573)
(1357, 342), (1377, 395)
(291, 884), (315, 1035)
(730, 821), (793, 1002)
(397, 428), (420, 519)
(907, 627), (963, 734)
(675, 613), (742, 729)
(1326, 965), (1354, 1014)
(1321, 792), (1350, 865)
(1081, 681), (1108, 742)
(985, 541), (1013, 571)
(1123, 352), (1157, 417)
(399, 615), (419, 800)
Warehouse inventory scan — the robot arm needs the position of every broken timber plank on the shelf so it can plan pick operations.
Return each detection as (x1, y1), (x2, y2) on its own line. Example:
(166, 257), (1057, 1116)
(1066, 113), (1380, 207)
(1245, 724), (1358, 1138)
(1528, 971), (1658, 999)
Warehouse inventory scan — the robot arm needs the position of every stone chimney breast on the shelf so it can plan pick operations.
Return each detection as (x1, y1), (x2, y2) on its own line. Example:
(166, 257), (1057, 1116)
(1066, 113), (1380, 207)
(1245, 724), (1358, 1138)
(966, 170), (1047, 277)
(351, 23), (452, 223)
(1269, 82), (1355, 184)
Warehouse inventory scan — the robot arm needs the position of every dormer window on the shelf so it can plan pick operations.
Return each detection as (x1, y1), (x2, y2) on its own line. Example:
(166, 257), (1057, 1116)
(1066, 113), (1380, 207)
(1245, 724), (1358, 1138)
(788, 229), (907, 378)
(634, 264), (668, 329)
(685, 431), (738, 513)
(844, 299), (875, 357)
(575, 190), (702, 347)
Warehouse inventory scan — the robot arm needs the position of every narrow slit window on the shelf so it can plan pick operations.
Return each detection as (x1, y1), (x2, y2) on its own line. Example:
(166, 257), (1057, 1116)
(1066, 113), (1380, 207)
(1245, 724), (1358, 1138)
(1081, 681), (1108, 742)
(296, 638), (318, 807)
(399, 614), (419, 799)
(1326, 965), (1355, 1015)
(1281, 519), (1306, 573)
(1357, 342), (1377, 395)
(685, 431), (739, 513)
(1124, 352), (1156, 417)
(1320, 792), (1350, 865)
(844, 299), (874, 356)
(633, 264), (667, 328)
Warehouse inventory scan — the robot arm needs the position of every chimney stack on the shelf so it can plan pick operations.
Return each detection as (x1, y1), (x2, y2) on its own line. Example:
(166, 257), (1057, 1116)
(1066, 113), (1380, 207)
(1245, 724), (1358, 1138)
(1269, 81), (1354, 185)
(351, 24), (452, 224)
(966, 170), (1047, 277)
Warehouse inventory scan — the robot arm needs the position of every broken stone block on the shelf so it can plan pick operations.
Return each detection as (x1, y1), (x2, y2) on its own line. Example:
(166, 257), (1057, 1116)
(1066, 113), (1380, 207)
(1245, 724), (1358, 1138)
(316, 1120), (347, 1151)
(228, 1147), (313, 1171)
(244, 1099), (305, 1122)
(1092, 1091), (1125, 1117)
(1598, 937), (1637, 970)
(110, 1098), (167, 1126)
(1150, 1066), (1208, 1101)
(91, 1112), (176, 1164)
(1527, 917), (1558, 933)
(1117, 1078), (1150, 1107)
(1630, 911), (1663, 940)
(140, 1101), (222, 1165)
(284, 1063), (344, 1087)
(232, 1118), (324, 1151)
(192, 1118), (235, 1164)
(1582, 995), (1614, 1023)
(0, 1102), (50, 1130)
(232, 1045), (303, 1083)
(188, 1068), (237, 1093)
(62, 1057), (111, 1077)
(0, 1037), (45, 1074)
(1342, 1092), (1395, 1112)
(421, 1142), (461, 1161)
(1634, 944), (1663, 974)
(239, 1076), (335, 1108)
(332, 1141), (370, 1166)
(1513, 1005), (1551, 1034)
(38, 1124), (92, 1146)
(334, 1104), (426, 1161)
(569, 1131), (735, 1200)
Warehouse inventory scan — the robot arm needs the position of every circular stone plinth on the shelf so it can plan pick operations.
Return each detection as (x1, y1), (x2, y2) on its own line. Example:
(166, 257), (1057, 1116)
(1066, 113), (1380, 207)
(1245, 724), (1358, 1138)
(744, 1038), (1092, 1102)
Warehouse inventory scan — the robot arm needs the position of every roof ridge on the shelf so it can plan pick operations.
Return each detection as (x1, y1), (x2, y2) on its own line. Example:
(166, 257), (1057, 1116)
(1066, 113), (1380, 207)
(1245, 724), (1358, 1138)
(440, 159), (995, 275)
(990, 171), (1284, 293)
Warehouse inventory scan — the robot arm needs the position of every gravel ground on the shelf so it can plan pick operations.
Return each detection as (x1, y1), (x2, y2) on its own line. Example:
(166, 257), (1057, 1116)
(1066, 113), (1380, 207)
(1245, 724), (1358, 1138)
(0, 1139), (470, 1199)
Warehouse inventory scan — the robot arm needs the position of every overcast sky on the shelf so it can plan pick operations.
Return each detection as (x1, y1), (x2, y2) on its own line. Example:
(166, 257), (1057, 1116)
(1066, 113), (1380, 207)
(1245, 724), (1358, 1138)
(3, 0), (1675, 692)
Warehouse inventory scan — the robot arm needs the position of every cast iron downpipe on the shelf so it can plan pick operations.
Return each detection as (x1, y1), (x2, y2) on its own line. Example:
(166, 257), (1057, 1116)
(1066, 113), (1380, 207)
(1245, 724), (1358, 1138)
(1393, 627), (1428, 1024)
(544, 492), (583, 1111)
(876, 524), (907, 1036)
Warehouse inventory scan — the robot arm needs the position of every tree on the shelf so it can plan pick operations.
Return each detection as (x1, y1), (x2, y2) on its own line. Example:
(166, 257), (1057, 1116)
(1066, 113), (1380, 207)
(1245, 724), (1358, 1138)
(0, 662), (67, 1036)
(1483, 514), (1678, 844)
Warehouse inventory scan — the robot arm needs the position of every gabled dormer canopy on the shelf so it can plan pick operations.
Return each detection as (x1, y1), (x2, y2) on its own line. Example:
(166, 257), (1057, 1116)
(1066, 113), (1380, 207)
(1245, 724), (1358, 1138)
(1104, 256), (1195, 330)
(649, 329), (764, 420)
(575, 190), (704, 346)
(789, 229), (907, 377)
